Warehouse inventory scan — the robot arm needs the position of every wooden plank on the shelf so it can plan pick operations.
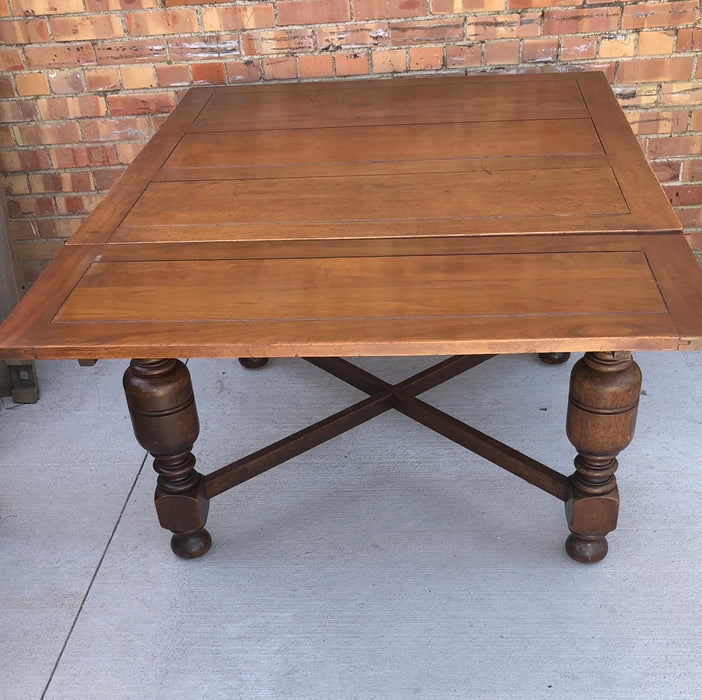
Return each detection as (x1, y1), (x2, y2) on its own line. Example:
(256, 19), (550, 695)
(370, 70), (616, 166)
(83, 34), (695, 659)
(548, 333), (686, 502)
(162, 119), (604, 172)
(117, 168), (629, 238)
(153, 155), (612, 183)
(577, 72), (681, 234)
(98, 234), (645, 262)
(0, 313), (679, 361)
(640, 233), (702, 349)
(55, 251), (666, 324)
(110, 215), (640, 243)
(192, 77), (588, 132)
(194, 72), (581, 96)
(0, 245), (99, 359)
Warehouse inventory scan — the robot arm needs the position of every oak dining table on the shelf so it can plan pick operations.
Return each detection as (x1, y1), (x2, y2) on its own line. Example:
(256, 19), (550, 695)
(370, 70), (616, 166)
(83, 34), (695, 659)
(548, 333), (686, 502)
(2, 71), (701, 564)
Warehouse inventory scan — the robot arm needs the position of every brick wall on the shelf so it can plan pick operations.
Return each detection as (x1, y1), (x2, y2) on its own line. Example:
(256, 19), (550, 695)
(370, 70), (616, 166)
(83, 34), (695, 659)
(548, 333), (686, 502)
(1, 0), (700, 289)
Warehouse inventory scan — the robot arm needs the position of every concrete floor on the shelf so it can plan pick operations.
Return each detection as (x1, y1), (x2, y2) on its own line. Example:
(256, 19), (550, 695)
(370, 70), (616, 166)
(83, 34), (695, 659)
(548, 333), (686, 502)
(1, 352), (700, 699)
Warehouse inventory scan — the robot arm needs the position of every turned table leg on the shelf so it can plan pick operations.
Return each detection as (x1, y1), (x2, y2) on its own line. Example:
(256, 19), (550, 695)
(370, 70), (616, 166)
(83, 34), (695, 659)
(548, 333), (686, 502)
(565, 351), (641, 563)
(123, 359), (211, 558)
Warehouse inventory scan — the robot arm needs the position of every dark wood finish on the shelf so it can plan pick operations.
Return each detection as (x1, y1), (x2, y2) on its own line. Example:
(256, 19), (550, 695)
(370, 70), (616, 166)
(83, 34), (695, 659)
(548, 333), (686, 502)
(565, 352), (642, 563)
(307, 356), (571, 501)
(205, 355), (492, 498)
(539, 353), (571, 365)
(204, 392), (393, 499)
(1, 73), (700, 563)
(238, 357), (269, 369)
(123, 359), (211, 558)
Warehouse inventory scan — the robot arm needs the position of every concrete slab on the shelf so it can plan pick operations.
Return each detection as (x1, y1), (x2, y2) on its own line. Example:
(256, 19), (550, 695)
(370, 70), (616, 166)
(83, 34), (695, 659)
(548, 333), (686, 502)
(15, 352), (698, 700)
(0, 360), (145, 699)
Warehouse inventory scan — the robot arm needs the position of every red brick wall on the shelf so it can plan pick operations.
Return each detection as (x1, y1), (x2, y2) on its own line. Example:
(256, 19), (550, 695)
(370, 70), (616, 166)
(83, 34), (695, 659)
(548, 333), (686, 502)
(1, 0), (700, 288)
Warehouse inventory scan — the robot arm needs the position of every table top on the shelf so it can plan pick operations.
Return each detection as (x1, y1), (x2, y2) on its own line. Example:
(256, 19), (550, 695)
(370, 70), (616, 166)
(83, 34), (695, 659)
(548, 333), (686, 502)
(1, 72), (702, 360)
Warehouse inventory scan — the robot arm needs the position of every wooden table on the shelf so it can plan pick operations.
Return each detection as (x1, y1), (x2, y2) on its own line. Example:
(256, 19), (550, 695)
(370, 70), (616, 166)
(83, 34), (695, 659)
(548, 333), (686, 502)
(2, 72), (701, 564)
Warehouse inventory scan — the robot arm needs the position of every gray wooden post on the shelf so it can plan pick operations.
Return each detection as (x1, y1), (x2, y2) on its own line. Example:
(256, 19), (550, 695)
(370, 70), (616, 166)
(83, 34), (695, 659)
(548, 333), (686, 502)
(0, 190), (38, 403)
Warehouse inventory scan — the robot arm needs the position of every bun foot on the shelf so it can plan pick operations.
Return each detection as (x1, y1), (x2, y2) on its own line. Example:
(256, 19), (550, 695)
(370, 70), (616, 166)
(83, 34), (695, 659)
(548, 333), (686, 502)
(171, 528), (212, 559)
(565, 533), (608, 564)
(239, 357), (269, 369)
(539, 352), (571, 365)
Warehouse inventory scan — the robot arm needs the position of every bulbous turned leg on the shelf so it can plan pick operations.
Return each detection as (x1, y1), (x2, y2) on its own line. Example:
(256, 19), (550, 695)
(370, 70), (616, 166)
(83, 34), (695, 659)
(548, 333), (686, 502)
(565, 351), (641, 563)
(239, 357), (269, 369)
(123, 359), (211, 558)
(539, 352), (571, 365)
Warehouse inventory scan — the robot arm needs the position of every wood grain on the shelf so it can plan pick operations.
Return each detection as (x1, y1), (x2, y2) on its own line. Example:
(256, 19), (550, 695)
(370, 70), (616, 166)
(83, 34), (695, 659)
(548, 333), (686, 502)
(640, 233), (702, 349)
(0, 72), (700, 361)
(576, 72), (681, 235)
(192, 75), (588, 132)
(55, 251), (665, 323)
(118, 168), (628, 235)
(162, 119), (604, 172)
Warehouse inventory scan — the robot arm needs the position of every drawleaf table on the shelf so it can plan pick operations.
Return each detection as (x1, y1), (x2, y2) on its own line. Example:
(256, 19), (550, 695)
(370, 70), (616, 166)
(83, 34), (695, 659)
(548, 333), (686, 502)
(2, 72), (702, 563)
